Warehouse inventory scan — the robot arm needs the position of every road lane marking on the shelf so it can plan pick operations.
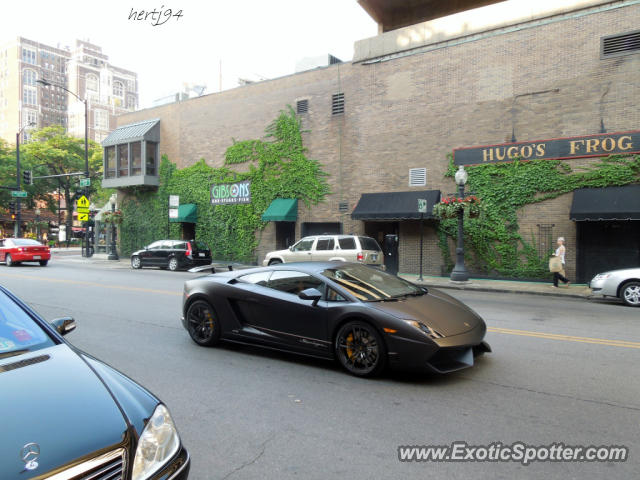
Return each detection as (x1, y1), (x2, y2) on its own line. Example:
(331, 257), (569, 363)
(487, 326), (640, 349)
(0, 272), (181, 296)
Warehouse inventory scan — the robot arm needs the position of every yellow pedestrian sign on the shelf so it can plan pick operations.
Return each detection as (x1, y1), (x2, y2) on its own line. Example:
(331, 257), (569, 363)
(76, 195), (90, 209)
(76, 195), (90, 222)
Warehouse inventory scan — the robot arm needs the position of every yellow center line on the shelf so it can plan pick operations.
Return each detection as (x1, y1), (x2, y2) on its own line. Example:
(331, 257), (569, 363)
(488, 326), (640, 349)
(0, 272), (181, 296)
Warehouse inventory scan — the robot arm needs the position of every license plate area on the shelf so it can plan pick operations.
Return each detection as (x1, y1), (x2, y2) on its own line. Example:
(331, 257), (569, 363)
(198, 253), (205, 257)
(33, 255), (41, 260)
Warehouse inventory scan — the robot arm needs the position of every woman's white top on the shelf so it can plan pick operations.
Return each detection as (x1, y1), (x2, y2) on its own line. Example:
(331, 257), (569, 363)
(555, 245), (565, 264)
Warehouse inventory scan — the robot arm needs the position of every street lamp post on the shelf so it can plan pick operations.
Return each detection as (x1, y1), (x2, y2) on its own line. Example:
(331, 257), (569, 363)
(15, 122), (35, 237)
(36, 79), (90, 256)
(108, 194), (119, 261)
(35, 208), (41, 242)
(450, 165), (470, 282)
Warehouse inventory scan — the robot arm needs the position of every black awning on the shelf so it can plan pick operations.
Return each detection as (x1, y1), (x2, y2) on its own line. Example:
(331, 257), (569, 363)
(351, 190), (440, 220)
(570, 185), (640, 221)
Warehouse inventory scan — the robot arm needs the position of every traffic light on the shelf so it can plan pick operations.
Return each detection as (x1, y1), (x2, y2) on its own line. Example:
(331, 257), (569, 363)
(23, 170), (32, 185)
(8, 201), (16, 213)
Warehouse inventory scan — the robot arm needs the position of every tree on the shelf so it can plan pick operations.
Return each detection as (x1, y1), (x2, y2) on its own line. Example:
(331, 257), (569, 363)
(20, 126), (106, 241)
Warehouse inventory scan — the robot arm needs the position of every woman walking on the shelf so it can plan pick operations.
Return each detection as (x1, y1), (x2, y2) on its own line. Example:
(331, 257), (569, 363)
(551, 237), (570, 288)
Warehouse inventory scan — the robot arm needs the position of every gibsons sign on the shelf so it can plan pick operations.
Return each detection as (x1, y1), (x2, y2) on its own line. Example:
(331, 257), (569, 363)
(210, 180), (251, 205)
(454, 131), (640, 166)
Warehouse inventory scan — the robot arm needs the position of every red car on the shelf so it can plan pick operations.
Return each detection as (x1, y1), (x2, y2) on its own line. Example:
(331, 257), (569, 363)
(0, 238), (51, 266)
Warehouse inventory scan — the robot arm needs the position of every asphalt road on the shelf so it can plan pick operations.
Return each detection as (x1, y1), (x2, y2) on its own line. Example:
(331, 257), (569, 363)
(1, 260), (639, 479)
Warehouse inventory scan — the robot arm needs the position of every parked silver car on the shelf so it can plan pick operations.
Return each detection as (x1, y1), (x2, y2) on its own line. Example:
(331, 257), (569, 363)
(263, 235), (384, 269)
(589, 268), (640, 307)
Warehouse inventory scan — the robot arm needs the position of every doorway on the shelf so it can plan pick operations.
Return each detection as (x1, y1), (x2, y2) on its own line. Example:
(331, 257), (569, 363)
(275, 222), (296, 249)
(576, 221), (640, 283)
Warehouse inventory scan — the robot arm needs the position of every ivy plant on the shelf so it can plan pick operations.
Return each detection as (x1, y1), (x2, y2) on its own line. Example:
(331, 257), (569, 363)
(119, 107), (330, 261)
(437, 153), (640, 278)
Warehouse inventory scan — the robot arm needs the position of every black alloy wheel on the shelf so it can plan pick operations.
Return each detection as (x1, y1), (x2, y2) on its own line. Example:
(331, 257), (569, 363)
(131, 256), (142, 269)
(335, 321), (386, 377)
(186, 300), (220, 346)
(168, 257), (179, 271)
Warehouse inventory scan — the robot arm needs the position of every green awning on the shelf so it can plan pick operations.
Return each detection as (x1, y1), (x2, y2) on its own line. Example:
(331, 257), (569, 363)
(262, 198), (298, 222)
(169, 203), (198, 223)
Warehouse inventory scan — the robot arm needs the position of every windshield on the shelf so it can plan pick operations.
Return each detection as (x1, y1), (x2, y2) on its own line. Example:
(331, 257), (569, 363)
(321, 264), (424, 301)
(11, 239), (42, 246)
(0, 291), (55, 359)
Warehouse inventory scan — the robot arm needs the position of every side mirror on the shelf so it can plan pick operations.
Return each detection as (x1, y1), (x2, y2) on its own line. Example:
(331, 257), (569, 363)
(51, 317), (76, 336)
(299, 288), (322, 306)
(288, 246), (294, 251)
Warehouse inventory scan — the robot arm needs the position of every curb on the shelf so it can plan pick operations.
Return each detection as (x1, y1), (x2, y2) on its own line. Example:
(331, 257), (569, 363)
(415, 282), (590, 299)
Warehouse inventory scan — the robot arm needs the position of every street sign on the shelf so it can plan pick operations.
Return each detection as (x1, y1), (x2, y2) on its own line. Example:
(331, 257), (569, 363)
(77, 195), (90, 208)
(169, 195), (180, 207)
(11, 191), (27, 198)
(80, 178), (91, 187)
(418, 198), (427, 213)
(78, 212), (89, 221)
(169, 208), (179, 219)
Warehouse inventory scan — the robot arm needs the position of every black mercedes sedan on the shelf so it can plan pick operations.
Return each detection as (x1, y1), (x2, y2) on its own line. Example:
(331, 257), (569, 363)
(0, 285), (190, 480)
(182, 262), (490, 377)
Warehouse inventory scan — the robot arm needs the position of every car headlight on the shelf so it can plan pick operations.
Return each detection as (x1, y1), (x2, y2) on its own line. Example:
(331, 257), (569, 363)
(593, 273), (611, 281)
(402, 320), (444, 339)
(132, 404), (181, 480)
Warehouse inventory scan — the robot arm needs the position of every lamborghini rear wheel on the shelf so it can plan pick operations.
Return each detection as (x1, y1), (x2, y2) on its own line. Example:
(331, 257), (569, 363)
(335, 321), (386, 377)
(186, 300), (221, 346)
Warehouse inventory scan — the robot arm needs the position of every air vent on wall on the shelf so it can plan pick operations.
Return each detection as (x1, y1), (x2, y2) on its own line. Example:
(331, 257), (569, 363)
(601, 30), (640, 58)
(338, 201), (349, 213)
(409, 168), (427, 187)
(296, 99), (309, 115)
(332, 93), (344, 115)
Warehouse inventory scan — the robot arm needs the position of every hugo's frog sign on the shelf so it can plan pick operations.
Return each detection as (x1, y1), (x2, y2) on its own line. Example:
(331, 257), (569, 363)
(454, 130), (640, 166)
(211, 180), (251, 205)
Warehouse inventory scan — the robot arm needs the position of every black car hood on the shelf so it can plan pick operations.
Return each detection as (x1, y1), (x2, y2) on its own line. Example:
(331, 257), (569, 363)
(369, 289), (483, 336)
(0, 344), (128, 479)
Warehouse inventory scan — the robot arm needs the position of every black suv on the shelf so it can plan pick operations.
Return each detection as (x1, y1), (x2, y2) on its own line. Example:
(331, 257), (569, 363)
(131, 240), (211, 271)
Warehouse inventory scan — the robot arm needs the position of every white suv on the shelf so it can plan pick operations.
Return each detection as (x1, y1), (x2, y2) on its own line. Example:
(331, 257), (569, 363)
(263, 235), (384, 269)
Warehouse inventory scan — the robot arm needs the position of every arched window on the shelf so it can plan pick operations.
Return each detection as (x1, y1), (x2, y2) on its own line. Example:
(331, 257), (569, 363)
(86, 74), (98, 92)
(22, 69), (37, 86)
(113, 81), (124, 97)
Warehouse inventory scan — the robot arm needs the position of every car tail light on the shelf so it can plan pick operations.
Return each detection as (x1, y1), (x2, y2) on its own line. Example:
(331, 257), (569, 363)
(18, 247), (25, 252)
(357, 252), (364, 262)
(186, 242), (193, 258)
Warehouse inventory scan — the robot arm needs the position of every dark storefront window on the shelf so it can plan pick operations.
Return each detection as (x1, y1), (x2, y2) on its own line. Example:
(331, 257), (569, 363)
(131, 142), (142, 176)
(146, 141), (157, 176)
(104, 146), (116, 178)
(118, 143), (129, 177)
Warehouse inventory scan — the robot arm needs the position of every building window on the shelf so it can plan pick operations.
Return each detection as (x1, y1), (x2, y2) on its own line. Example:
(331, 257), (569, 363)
(146, 141), (157, 176)
(131, 142), (142, 175)
(22, 48), (36, 65)
(25, 110), (37, 128)
(23, 86), (37, 106)
(331, 93), (344, 115)
(113, 81), (124, 98)
(117, 143), (129, 177)
(94, 109), (108, 130)
(86, 73), (98, 92)
(126, 95), (136, 109)
(22, 69), (37, 86)
(409, 168), (427, 187)
(104, 146), (116, 178)
(601, 30), (640, 58)
(296, 99), (309, 114)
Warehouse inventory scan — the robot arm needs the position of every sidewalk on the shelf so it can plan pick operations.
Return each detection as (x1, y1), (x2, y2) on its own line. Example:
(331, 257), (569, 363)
(399, 273), (592, 299)
(50, 248), (130, 268)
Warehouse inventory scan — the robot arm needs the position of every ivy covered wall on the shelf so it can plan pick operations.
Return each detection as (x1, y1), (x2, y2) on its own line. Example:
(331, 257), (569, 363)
(437, 154), (640, 278)
(119, 107), (330, 261)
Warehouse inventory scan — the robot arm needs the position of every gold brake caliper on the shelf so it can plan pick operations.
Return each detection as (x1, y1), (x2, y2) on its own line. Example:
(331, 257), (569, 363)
(346, 333), (354, 359)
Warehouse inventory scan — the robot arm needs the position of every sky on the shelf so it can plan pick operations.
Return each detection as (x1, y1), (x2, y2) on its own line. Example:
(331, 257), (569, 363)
(1, 0), (377, 108)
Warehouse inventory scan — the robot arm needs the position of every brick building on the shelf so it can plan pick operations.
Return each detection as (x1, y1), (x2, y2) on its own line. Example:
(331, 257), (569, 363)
(0, 37), (138, 144)
(106, 0), (640, 282)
